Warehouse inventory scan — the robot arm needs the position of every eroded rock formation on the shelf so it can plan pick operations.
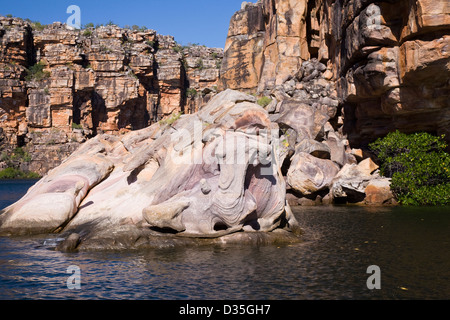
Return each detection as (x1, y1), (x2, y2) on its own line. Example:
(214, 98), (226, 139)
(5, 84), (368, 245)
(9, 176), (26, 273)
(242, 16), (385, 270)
(220, 0), (450, 147)
(218, 0), (448, 205)
(0, 90), (301, 250)
(0, 17), (223, 175)
(1, 1), (448, 248)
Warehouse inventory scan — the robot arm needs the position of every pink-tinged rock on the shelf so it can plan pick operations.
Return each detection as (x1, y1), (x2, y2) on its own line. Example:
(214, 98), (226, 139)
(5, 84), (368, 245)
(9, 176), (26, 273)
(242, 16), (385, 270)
(0, 90), (300, 248)
(287, 152), (340, 195)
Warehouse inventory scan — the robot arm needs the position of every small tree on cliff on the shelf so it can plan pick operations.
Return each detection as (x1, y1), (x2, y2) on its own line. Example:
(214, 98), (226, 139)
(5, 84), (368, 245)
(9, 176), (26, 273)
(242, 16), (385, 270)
(369, 131), (450, 206)
(25, 61), (50, 81)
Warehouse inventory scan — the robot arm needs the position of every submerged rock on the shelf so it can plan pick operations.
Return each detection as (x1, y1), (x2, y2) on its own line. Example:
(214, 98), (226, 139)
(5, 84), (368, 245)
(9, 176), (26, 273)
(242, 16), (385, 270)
(56, 233), (81, 252)
(0, 89), (301, 249)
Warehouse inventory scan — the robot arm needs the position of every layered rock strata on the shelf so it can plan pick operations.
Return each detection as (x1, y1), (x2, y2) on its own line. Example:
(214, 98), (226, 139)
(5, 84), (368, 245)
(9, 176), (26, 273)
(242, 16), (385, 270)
(183, 45), (223, 113)
(0, 17), (223, 175)
(220, 0), (450, 147)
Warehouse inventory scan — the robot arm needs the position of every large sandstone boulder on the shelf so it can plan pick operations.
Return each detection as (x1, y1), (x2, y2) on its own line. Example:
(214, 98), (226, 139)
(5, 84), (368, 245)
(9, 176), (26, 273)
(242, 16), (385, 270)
(287, 152), (339, 195)
(0, 90), (300, 249)
(364, 178), (397, 206)
(330, 159), (382, 204)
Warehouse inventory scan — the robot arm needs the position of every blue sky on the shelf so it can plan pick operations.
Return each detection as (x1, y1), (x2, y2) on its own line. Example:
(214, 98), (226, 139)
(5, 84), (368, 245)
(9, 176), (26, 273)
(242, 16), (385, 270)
(0, 0), (246, 48)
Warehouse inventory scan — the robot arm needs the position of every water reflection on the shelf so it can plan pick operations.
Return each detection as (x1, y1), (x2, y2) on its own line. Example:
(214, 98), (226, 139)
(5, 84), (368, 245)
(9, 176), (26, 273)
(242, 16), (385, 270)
(0, 205), (449, 299)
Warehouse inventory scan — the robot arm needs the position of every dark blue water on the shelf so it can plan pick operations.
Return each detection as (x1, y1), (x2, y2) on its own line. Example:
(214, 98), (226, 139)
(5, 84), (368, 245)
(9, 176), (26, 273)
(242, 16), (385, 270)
(0, 180), (449, 300)
(0, 179), (38, 211)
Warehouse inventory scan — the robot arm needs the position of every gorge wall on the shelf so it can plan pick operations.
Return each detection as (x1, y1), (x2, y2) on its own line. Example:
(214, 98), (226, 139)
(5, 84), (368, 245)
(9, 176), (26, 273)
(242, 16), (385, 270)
(220, 0), (450, 148)
(0, 17), (222, 175)
(1, 1), (449, 189)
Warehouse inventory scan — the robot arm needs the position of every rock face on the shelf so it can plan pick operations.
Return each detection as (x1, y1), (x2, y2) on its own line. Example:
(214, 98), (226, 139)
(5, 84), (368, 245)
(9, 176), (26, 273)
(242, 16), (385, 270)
(220, 0), (449, 206)
(0, 17), (223, 175)
(183, 45), (223, 113)
(251, 57), (393, 206)
(220, 0), (450, 147)
(4, 1), (442, 249)
(0, 90), (300, 249)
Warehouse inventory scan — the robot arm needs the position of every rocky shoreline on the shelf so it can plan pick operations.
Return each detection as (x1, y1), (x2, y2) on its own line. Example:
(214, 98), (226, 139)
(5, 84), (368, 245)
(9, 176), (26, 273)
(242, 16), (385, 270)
(1, 0), (448, 250)
(0, 89), (395, 252)
(0, 90), (303, 251)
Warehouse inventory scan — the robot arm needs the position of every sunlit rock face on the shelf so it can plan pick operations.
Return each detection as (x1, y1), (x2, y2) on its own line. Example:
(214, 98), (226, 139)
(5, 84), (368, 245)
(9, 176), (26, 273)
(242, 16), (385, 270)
(220, 0), (450, 147)
(0, 17), (223, 176)
(0, 89), (300, 249)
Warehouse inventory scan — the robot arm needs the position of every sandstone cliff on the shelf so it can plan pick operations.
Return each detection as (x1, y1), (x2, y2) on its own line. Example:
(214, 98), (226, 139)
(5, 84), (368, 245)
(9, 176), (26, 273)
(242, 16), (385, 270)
(4, 1), (448, 249)
(220, 0), (449, 147)
(1, 1), (449, 207)
(0, 17), (222, 175)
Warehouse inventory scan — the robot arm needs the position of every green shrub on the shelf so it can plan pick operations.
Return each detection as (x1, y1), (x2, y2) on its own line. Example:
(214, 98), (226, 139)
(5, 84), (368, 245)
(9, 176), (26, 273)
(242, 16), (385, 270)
(72, 122), (83, 129)
(12, 147), (31, 162)
(369, 130), (450, 206)
(145, 40), (155, 48)
(173, 45), (183, 53)
(186, 88), (198, 98)
(195, 58), (204, 70)
(0, 167), (40, 179)
(2, 147), (32, 164)
(25, 61), (50, 81)
(159, 112), (182, 126)
(31, 21), (47, 31)
(82, 29), (93, 37)
(257, 96), (272, 108)
(0, 167), (22, 179)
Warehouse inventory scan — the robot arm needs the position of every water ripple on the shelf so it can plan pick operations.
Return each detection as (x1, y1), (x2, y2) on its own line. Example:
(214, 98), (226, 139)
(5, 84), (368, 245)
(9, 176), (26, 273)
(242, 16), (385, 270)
(1, 179), (449, 299)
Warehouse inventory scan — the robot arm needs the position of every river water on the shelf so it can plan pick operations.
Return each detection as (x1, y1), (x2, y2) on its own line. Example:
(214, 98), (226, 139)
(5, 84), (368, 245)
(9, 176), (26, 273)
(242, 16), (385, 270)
(0, 179), (449, 300)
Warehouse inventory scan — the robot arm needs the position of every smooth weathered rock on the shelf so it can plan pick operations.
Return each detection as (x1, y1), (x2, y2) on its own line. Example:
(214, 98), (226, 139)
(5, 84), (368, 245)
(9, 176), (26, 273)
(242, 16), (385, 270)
(330, 163), (373, 203)
(0, 90), (300, 247)
(0, 137), (115, 234)
(56, 233), (81, 252)
(277, 99), (330, 142)
(323, 131), (348, 167)
(357, 157), (379, 176)
(287, 152), (340, 195)
(295, 139), (331, 159)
